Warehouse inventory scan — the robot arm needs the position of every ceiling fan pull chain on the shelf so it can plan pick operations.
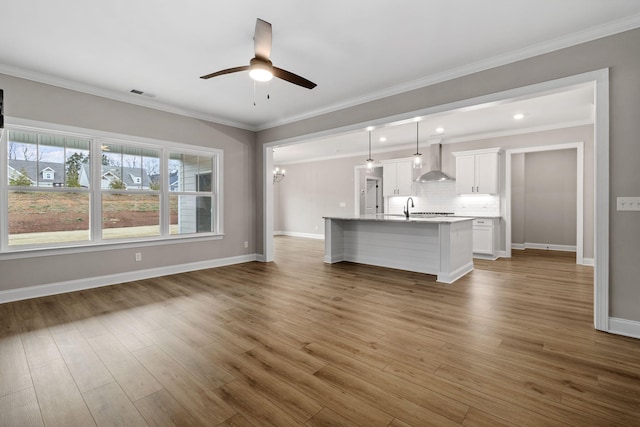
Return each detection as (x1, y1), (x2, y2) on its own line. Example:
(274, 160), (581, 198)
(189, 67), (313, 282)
(253, 80), (257, 106)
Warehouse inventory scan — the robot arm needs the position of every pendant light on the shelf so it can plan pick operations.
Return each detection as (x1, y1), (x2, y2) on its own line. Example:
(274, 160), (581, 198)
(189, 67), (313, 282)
(413, 121), (423, 169)
(365, 130), (375, 171)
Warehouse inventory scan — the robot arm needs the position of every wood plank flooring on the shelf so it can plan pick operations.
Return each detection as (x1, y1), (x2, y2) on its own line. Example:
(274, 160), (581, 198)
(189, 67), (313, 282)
(1, 236), (640, 426)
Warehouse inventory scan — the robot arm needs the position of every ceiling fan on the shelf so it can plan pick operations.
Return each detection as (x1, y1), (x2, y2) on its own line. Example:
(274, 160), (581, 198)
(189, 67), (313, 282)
(200, 18), (317, 90)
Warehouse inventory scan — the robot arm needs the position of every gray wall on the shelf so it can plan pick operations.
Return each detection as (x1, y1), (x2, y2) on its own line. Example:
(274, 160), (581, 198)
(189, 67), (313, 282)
(258, 28), (640, 322)
(0, 73), (256, 291)
(445, 125), (594, 258)
(274, 151), (404, 235)
(512, 149), (578, 247)
(273, 156), (354, 235)
(274, 125), (593, 258)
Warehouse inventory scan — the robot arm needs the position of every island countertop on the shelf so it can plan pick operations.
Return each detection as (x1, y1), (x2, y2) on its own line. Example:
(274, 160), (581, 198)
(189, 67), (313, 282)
(324, 215), (474, 283)
(323, 214), (474, 224)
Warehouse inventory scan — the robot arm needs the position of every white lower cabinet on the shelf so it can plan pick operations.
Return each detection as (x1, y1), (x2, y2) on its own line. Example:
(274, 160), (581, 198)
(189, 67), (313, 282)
(473, 218), (499, 259)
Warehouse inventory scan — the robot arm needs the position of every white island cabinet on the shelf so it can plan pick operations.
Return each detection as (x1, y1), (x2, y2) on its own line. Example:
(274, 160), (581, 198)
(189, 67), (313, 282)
(324, 215), (474, 284)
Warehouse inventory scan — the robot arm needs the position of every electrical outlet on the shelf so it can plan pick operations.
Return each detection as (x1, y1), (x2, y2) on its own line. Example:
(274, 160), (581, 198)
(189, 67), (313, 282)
(135, 252), (142, 262)
(617, 196), (640, 211)
(244, 241), (248, 248)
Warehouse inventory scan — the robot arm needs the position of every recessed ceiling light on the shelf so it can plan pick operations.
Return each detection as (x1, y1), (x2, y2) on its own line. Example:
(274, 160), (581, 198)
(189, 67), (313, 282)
(513, 113), (525, 120)
(379, 137), (387, 142)
(435, 127), (445, 133)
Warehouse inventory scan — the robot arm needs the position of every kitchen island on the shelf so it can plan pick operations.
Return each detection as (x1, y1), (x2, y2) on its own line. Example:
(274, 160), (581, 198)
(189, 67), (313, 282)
(324, 215), (474, 283)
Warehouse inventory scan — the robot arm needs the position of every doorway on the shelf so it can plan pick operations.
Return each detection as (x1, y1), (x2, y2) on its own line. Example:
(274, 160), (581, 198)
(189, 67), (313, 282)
(365, 176), (383, 215)
(505, 143), (585, 264)
(262, 69), (609, 331)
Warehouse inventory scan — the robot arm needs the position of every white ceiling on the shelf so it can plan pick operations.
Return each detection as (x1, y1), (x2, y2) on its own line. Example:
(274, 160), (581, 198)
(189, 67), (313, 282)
(273, 83), (595, 164)
(1, 1), (639, 133)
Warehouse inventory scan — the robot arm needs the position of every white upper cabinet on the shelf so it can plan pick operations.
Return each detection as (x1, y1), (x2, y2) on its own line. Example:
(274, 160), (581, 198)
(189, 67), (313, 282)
(453, 148), (501, 195)
(382, 159), (413, 197)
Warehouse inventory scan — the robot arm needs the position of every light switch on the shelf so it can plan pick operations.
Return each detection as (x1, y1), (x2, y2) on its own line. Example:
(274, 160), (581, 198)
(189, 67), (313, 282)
(617, 197), (640, 211)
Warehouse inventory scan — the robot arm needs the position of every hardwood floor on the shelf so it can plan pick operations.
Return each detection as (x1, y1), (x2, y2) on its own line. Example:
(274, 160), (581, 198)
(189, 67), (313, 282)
(1, 236), (639, 426)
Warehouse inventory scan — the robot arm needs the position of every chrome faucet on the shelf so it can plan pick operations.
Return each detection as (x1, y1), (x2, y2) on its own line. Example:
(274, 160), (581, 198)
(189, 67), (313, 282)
(403, 197), (414, 218)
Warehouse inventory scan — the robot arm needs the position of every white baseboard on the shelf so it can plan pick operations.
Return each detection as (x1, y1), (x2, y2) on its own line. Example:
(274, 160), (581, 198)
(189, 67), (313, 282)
(0, 254), (258, 304)
(437, 262), (474, 284)
(274, 231), (324, 240)
(473, 253), (499, 260)
(512, 242), (576, 252)
(511, 246), (592, 266)
(609, 317), (640, 340)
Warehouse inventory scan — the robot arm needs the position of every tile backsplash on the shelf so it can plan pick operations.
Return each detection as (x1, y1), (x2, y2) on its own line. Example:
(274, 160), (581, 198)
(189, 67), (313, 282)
(387, 181), (500, 216)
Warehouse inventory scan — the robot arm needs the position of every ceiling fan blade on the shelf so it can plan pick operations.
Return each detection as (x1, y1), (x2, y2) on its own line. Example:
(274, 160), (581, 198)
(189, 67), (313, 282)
(200, 66), (250, 79)
(272, 66), (317, 89)
(254, 18), (272, 59)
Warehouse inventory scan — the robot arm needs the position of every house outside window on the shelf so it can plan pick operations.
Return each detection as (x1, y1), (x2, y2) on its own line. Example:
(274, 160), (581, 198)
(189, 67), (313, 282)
(169, 152), (217, 235)
(41, 168), (54, 180)
(1, 125), (222, 252)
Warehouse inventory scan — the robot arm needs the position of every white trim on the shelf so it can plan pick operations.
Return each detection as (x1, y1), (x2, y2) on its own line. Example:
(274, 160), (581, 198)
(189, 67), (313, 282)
(274, 231), (324, 240)
(1, 118), (225, 255)
(452, 147), (502, 157)
(505, 141), (585, 264)
(609, 318), (640, 340)
(262, 69), (610, 333)
(511, 243), (525, 250)
(7, 117), (224, 153)
(0, 64), (253, 131)
(258, 14), (640, 131)
(593, 69), (610, 332)
(263, 146), (274, 262)
(0, 254), (257, 304)
(437, 262), (474, 284)
(443, 120), (594, 146)
(274, 120), (594, 166)
(518, 243), (577, 252)
(473, 253), (499, 261)
(583, 258), (595, 266)
(2, 14), (639, 132)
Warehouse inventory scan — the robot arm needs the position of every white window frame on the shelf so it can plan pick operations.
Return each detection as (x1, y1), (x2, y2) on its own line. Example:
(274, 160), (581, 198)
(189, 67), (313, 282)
(0, 119), (224, 257)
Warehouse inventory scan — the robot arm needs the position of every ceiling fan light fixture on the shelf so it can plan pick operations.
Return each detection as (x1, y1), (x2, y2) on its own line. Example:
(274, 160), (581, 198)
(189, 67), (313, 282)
(249, 57), (274, 82)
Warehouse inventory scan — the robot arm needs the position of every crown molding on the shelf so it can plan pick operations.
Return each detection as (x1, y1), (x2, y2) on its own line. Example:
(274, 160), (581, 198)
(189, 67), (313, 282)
(0, 63), (255, 131)
(274, 120), (594, 165)
(1, 14), (637, 133)
(258, 13), (640, 131)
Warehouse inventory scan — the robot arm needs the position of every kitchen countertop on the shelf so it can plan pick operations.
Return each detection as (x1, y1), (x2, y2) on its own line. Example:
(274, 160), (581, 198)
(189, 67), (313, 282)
(323, 214), (474, 224)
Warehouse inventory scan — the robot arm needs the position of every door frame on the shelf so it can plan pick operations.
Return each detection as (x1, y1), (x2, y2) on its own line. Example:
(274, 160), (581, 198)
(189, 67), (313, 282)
(364, 175), (382, 214)
(504, 142), (585, 264)
(262, 68), (609, 331)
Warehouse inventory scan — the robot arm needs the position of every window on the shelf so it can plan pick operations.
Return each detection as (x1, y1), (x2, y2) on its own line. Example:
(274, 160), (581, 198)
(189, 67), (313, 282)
(168, 153), (217, 235)
(5, 130), (92, 246)
(1, 125), (222, 252)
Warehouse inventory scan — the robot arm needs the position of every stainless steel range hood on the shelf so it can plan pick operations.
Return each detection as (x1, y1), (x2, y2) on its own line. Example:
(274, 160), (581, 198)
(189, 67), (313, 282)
(415, 142), (454, 182)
